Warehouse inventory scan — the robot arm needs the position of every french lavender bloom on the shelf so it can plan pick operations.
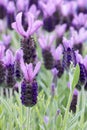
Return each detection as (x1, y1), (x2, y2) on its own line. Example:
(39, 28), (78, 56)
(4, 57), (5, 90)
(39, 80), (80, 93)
(29, 0), (38, 8)
(7, 1), (16, 30)
(14, 49), (23, 81)
(4, 49), (16, 88)
(70, 27), (87, 54)
(55, 24), (67, 46)
(2, 34), (11, 49)
(38, 34), (55, 69)
(39, 0), (56, 32)
(62, 37), (77, 70)
(76, 51), (87, 86)
(0, 0), (7, 19)
(12, 12), (43, 64)
(83, 56), (87, 90)
(0, 45), (5, 84)
(20, 60), (41, 107)
(70, 89), (78, 113)
(77, 0), (87, 14)
(52, 45), (64, 78)
(72, 13), (87, 30)
(61, 1), (77, 29)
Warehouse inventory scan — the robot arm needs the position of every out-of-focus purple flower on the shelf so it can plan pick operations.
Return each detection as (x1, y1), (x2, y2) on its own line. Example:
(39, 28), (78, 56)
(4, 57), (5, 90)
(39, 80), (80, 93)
(12, 12), (43, 38)
(71, 27), (87, 44)
(0, 0), (7, 19)
(72, 13), (87, 30)
(29, 4), (40, 19)
(4, 49), (16, 88)
(0, 45), (5, 84)
(44, 116), (49, 125)
(16, 0), (24, 12)
(77, 0), (87, 13)
(55, 24), (67, 39)
(14, 49), (23, 80)
(70, 88), (78, 113)
(75, 51), (87, 85)
(52, 45), (64, 78)
(7, 1), (16, 30)
(39, 34), (55, 69)
(62, 37), (77, 70)
(2, 34), (11, 49)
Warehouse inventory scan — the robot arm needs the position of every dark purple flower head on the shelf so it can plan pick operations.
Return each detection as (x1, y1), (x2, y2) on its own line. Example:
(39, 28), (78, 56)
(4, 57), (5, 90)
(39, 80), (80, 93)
(4, 50), (16, 88)
(12, 12), (43, 38)
(15, 49), (23, 80)
(0, 0), (7, 19)
(39, 34), (55, 69)
(62, 37), (76, 70)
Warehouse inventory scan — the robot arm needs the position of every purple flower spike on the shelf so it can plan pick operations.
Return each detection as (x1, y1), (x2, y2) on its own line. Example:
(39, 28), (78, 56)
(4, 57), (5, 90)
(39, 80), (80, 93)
(62, 37), (76, 70)
(0, 0), (7, 19)
(2, 34), (11, 48)
(12, 12), (43, 38)
(0, 45), (5, 84)
(39, 34), (55, 69)
(20, 60), (41, 107)
(15, 49), (23, 80)
(52, 45), (64, 78)
(4, 50), (15, 88)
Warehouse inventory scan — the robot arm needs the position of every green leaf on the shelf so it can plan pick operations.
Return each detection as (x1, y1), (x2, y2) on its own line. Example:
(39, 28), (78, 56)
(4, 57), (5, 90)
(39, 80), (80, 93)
(72, 64), (80, 90)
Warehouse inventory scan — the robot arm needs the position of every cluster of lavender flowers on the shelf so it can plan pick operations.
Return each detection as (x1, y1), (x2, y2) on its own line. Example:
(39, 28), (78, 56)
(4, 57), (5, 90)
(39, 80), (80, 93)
(0, 0), (87, 111)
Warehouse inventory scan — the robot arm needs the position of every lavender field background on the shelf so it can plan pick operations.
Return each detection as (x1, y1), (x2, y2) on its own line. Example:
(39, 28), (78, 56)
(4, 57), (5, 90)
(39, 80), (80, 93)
(0, 0), (87, 130)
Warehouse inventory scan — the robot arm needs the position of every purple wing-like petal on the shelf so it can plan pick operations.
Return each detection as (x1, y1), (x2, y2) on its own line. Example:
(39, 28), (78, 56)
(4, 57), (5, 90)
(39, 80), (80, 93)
(33, 62), (41, 78)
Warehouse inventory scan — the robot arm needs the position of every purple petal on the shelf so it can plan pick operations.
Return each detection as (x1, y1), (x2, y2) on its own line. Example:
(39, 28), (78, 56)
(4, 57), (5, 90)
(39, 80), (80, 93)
(33, 62), (41, 78)
(5, 50), (14, 65)
(0, 45), (5, 59)
(27, 63), (33, 81)
(20, 58), (29, 81)
(16, 12), (27, 37)
(30, 20), (43, 35)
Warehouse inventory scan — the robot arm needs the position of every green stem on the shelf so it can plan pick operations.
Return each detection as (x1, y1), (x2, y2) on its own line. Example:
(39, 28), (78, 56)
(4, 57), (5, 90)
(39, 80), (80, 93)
(80, 86), (85, 129)
(62, 91), (73, 130)
(26, 107), (31, 130)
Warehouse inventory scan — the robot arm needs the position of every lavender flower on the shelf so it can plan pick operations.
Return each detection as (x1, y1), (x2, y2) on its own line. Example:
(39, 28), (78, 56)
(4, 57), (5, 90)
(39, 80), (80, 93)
(72, 13), (87, 30)
(7, 1), (16, 30)
(12, 12), (43, 64)
(14, 49), (23, 80)
(62, 37), (77, 70)
(38, 34), (55, 69)
(55, 24), (67, 46)
(70, 27), (87, 54)
(39, 0), (56, 32)
(76, 51), (87, 85)
(70, 89), (78, 113)
(4, 49), (16, 88)
(2, 34), (11, 49)
(0, 0), (7, 19)
(52, 45), (64, 78)
(20, 60), (41, 107)
(0, 45), (5, 84)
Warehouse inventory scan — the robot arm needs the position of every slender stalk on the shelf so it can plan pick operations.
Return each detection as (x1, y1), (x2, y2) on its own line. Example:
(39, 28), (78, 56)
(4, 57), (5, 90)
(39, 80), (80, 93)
(80, 86), (85, 129)
(26, 107), (31, 130)
(62, 91), (73, 130)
